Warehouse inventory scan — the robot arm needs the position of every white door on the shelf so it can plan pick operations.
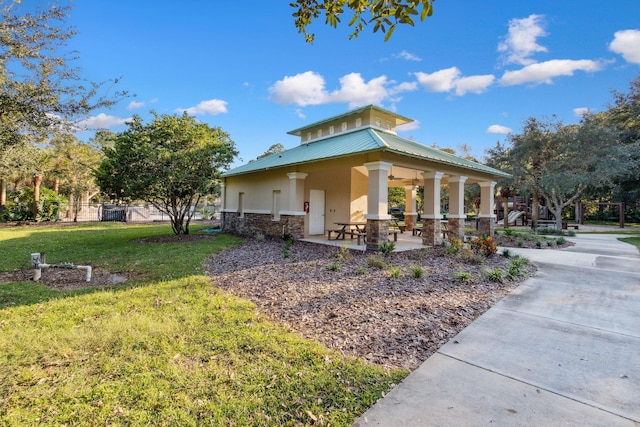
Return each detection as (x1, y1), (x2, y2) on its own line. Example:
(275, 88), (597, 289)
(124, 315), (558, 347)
(309, 189), (325, 235)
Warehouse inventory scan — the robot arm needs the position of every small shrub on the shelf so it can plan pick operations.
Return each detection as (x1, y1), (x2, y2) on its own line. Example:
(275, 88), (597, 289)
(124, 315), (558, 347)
(366, 255), (387, 269)
(507, 255), (530, 278)
(485, 268), (505, 283)
(255, 231), (265, 242)
(556, 237), (566, 245)
(567, 230), (576, 237)
(547, 240), (553, 246)
(517, 240), (524, 248)
(334, 245), (352, 261)
(453, 271), (472, 282)
(355, 266), (367, 275)
(388, 266), (402, 279)
(410, 265), (424, 278)
(535, 240), (542, 248)
(328, 262), (340, 271)
(378, 241), (395, 256)
(504, 228), (514, 237)
(502, 248), (511, 258)
(472, 235), (497, 256)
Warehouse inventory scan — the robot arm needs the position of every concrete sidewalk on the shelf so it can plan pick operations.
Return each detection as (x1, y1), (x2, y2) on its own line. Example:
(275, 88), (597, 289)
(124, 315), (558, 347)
(354, 233), (640, 426)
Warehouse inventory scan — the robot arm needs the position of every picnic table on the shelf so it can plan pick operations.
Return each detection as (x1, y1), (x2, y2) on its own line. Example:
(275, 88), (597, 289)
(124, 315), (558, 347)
(327, 222), (366, 240)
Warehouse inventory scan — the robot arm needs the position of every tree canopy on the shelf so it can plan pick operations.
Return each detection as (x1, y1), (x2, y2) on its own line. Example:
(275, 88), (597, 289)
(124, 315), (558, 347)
(291, 0), (435, 43)
(94, 112), (238, 235)
(0, 1), (126, 149)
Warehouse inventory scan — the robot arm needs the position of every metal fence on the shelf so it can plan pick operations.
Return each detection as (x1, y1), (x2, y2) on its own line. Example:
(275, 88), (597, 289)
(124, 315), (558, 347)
(58, 203), (217, 223)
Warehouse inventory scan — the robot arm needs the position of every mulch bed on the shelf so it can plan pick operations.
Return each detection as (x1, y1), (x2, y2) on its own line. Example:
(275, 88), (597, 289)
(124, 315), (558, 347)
(205, 238), (538, 371)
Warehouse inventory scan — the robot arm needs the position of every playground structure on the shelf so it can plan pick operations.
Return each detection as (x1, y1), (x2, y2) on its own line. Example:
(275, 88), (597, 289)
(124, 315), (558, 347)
(496, 196), (627, 228)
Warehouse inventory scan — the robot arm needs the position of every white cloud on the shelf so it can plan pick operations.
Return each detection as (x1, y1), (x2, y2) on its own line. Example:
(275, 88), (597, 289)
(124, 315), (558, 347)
(487, 124), (512, 134)
(127, 100), (145, 110)
(328, 73), (390, 108)
(500, 59), (605, 86)
(75, 113), (131, 130)
(397, 120), (420, 132)
(269, 71), (327, 106)
(573, 107), (591, 117)
(295, 108), (306, 119)
(269, 71), (416, 109)
(415, 67), (461, 92)
(609, 29), (640, 64)
(394, 50), (422, 61)
(498, 14), (548, 65)
(454, 75), (496, 95)
(415, 67), (495, 96)
(176, 99), (228, 116)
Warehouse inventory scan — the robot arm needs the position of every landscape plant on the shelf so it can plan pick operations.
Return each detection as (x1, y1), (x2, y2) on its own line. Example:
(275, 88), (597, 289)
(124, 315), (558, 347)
(94, 113), (237, 235)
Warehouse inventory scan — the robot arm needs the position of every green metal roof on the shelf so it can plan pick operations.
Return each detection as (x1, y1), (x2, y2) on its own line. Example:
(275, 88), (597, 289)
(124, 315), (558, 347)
(287, 104), (413, 136)
(223, 128), (509, 178)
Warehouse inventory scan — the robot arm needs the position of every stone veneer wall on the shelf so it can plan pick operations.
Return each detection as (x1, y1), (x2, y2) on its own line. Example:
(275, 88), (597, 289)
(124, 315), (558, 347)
(447, 217), (464, 241)
(478, 217), (494, 237)
(366, 219), (390, 252)
(421, 218), (442, 246)
(222, 212), (305, 239)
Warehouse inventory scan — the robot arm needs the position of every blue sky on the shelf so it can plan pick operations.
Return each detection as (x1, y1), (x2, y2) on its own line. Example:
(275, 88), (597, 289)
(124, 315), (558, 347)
(49, 1), (640, 166)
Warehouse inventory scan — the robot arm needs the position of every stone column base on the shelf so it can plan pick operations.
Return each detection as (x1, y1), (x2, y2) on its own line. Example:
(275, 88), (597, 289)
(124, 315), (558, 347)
(478, 217), (495, 237)
(366, 219), (390, 252)
(447, 217), (465, 241)
(421, 218), (442, 246)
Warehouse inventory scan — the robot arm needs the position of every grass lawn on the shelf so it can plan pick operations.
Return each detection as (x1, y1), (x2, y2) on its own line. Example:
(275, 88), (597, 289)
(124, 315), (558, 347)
(619, 236), (640, 251)
(0, 223), (405, 426)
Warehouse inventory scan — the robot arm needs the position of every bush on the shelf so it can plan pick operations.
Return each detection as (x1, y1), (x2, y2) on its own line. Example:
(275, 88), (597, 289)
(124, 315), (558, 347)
(485, 268), (505, 283)
(388, 266), (402, 278)
(410, 265), (424, 278)
(4, 187), (67, 222)
(366, 255), (387, 269)
(453, 271), (472, 282)
(472, 235), (497, 256)
(502, 248), (511, 258)
(378, 241), (395, 256)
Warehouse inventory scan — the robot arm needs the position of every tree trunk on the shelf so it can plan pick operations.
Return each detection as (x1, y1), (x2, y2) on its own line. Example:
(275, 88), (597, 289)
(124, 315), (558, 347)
(32, 175), (43, 220)
(0, 179), (6, 208)
(531, 189), (540, 229)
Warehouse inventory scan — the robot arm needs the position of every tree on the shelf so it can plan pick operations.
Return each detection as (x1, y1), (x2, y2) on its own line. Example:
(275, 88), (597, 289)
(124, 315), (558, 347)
(485, 141), (516, 227)
(94, 112), (238, 235)
(0, 1), (126, 149)
(253, 143), (285, 161)
(48, 133), (103, 221)
(291, 0), (435, 43)
(509, 116), (632, 230)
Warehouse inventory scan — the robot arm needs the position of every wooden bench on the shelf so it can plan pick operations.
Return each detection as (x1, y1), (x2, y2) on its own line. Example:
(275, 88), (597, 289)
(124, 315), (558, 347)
(327, 229), (347, 240)
(536, 220), (556, 229)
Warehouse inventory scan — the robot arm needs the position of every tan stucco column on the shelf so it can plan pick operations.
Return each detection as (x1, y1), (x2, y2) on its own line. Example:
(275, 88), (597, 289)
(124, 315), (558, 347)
(403, 186), (418, 231)
(447, 175), (467, 241)
(219, 182), (226, 212)
(283, 172), (308, 239)
(364, 161), (392, 251)
(286, 172), (308, 212)
(422, 171), (444, 245)
(478, 181), (497, 236)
